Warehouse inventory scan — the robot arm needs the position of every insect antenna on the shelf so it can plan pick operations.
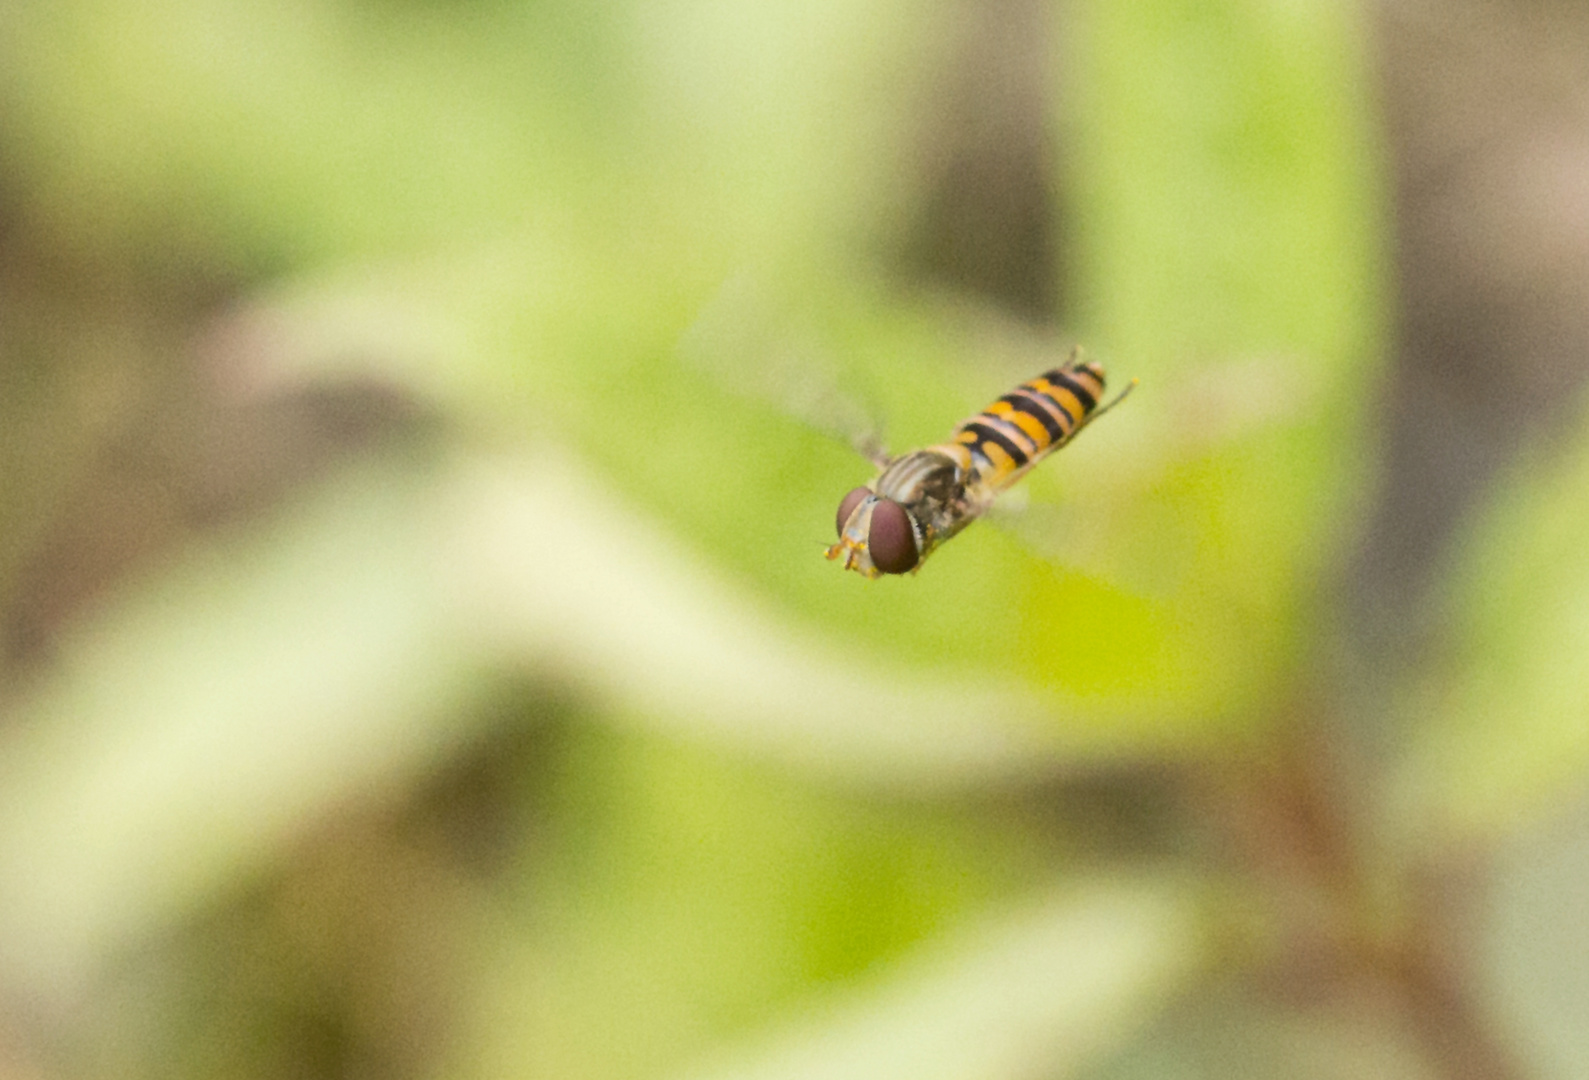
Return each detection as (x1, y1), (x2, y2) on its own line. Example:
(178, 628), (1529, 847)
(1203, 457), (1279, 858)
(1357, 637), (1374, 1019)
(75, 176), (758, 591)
(1077, 376), (1139, 431)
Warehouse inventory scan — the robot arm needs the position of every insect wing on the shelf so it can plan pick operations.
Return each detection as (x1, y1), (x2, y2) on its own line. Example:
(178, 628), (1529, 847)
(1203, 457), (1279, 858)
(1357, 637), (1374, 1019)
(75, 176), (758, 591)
(679, 274), (891, 467)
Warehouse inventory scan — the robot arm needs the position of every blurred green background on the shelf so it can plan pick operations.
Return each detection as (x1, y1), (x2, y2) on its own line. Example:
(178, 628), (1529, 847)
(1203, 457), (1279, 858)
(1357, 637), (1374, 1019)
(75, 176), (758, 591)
(2, 0), (1588, 1077)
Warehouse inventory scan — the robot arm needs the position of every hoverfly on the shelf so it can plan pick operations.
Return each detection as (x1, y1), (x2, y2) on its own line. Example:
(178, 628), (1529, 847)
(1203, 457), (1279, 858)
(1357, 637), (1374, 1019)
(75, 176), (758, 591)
(827, 350), (1135, 578)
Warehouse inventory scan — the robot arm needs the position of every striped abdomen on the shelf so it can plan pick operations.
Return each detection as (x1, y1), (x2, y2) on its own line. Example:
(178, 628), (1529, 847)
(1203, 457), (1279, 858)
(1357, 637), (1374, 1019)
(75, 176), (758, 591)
(949, 361), (1106, 488)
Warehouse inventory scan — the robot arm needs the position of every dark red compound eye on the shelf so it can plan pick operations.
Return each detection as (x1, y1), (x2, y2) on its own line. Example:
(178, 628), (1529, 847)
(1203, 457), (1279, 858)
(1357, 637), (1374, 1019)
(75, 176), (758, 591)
(867, 499), (920, 574)
(836, 486), (872, 538)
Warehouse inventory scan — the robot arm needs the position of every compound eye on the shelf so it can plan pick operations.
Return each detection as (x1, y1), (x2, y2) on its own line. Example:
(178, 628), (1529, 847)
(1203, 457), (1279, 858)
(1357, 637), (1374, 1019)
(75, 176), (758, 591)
(868, 499), (920, 574)
(836, 486), (872, 538)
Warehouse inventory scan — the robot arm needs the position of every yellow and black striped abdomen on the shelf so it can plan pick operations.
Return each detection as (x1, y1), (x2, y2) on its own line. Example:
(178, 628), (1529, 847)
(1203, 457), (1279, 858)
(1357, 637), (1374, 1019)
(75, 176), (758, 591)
(951, 361), (1106, 487)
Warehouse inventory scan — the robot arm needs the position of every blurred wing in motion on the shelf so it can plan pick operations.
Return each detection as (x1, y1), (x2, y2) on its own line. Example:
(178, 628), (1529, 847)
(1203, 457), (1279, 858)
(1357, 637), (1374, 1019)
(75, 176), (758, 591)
(678, 274), (890, 466)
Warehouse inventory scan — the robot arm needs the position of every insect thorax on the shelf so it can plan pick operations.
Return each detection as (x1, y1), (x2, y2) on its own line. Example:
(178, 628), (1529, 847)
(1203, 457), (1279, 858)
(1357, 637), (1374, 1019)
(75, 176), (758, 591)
(873, 447), (989, 553)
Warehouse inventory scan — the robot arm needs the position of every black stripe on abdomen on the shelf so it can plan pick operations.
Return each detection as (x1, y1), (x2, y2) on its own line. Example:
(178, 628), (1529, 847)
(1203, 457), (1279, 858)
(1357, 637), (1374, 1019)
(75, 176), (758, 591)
(1000, 392), (1068, 442)
(1044, 369), (1099, 412)
(961, 421), (1031, 467)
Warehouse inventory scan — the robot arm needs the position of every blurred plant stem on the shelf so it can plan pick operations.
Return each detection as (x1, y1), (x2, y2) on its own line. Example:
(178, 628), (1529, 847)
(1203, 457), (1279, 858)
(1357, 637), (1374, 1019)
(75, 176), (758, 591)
(1193, 702), (1527, 1080)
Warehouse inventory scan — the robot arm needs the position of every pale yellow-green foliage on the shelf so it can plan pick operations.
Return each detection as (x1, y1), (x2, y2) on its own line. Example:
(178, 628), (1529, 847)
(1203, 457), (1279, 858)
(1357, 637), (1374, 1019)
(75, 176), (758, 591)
(1, 1), (1584, 1078)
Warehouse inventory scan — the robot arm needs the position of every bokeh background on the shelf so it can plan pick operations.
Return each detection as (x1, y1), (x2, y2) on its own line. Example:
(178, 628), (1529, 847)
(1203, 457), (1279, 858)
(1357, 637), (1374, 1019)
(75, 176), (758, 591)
(2, 1), (1588, 1077)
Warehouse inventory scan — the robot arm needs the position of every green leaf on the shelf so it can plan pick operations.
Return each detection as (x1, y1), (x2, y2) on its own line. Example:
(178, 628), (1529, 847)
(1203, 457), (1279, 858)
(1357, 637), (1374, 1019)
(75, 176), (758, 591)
(0, 453), (482, 994)
(665, 879), (1207, 1080)
(1390, 402), (1589, 847)
(1082, 982), (1441, 1080)
(1476, 799), (1589, 1080)
(1059, 0), (1388, 719)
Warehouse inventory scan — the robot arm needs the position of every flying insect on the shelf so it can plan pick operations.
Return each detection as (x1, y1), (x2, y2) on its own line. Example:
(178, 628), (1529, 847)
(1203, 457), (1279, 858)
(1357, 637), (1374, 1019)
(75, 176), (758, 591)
(827, 351), (1134, 578)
